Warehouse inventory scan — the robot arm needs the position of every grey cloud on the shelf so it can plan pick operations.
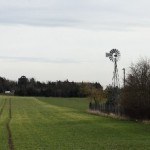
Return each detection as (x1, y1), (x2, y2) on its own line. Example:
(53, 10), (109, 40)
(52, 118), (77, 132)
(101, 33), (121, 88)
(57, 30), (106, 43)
(0, 0), (150, 30)
(0, 56), (82, 64)
(0, 7), (81, 27)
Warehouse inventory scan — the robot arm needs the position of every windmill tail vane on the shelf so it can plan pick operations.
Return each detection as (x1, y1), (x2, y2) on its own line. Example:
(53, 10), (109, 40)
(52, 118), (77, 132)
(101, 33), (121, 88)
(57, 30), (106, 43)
(106, 53), (112, 57)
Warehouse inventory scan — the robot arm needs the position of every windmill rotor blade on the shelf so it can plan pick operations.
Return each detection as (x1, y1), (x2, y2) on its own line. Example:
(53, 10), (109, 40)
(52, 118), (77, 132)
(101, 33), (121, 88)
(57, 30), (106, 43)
(109, 49), (121, 62)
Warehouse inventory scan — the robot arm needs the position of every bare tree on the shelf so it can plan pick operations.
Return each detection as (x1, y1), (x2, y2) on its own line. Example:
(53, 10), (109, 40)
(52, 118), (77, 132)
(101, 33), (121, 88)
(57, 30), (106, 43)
(121, 58), (150, 119)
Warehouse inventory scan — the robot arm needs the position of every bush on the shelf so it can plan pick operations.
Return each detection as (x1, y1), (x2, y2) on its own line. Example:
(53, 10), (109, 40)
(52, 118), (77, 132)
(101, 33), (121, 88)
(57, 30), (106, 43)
(104, 85), (120, 106)
(121, 58), (150, 119)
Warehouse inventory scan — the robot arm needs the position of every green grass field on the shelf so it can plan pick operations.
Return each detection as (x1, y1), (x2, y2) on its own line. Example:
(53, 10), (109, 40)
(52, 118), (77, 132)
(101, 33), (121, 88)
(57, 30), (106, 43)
(0, 96), (150, 150)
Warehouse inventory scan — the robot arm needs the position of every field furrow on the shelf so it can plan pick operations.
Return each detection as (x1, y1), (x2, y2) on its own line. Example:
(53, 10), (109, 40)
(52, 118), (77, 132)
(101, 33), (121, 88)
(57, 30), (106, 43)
(0, 97), (9, 150)
(0, 98), (7, 117)
(6, 99), (14, 150)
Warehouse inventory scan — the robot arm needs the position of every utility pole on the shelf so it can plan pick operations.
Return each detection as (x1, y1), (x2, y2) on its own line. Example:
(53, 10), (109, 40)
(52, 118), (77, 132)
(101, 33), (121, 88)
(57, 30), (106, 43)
(122, 68), (125, 87)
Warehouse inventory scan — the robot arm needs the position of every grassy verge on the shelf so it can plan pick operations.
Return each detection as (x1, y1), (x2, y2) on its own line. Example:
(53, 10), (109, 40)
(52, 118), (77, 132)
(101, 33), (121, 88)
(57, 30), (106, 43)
(0, 97), (10, 150)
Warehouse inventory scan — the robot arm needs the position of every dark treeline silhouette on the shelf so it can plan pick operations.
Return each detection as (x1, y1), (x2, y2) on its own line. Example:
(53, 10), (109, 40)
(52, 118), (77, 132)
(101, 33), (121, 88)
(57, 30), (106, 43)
(0, 76), (102, 97)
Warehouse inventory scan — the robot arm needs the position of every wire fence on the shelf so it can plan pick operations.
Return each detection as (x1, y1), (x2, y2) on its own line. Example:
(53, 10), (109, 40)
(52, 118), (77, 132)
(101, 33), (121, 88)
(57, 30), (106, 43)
(89, 102), (125, 116)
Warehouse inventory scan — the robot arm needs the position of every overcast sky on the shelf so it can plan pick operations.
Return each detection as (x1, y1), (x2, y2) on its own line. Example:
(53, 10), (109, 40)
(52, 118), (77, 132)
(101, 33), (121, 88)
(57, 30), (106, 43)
(0, 0), (150, 87)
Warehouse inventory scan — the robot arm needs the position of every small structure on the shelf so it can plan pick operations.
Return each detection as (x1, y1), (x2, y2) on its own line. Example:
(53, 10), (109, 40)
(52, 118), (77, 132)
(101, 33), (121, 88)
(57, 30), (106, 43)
(4, 90), (15, 95)
(5, 91), (11, 94)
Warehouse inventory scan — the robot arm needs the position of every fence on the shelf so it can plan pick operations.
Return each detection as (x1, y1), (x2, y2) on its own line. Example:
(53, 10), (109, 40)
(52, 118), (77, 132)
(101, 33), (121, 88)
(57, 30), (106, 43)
(89, 102), (125, 116)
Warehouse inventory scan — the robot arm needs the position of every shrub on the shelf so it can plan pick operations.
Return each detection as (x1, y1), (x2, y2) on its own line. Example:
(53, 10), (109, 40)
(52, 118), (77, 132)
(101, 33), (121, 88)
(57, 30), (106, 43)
(121, 58), (150, 119)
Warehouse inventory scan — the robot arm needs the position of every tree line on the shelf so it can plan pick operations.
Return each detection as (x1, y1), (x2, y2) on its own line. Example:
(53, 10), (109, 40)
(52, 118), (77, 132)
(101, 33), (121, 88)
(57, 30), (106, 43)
(0, 75), (102, 97)
(1, 57), (150, 120)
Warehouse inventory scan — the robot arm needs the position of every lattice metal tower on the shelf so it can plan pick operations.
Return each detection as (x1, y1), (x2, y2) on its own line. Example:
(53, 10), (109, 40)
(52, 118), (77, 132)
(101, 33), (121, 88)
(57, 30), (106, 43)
(106, 49), (120, 88)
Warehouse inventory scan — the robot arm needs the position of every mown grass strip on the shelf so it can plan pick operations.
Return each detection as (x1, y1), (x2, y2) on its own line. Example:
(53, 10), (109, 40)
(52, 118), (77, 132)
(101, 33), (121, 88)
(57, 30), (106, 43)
(6, 98), (14, 150)
(8, 96), (150, 150)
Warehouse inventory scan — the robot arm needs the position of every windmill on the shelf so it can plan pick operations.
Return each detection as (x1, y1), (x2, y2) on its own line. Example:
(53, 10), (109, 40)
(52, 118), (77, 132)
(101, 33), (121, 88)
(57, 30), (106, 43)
(106, 49), (120, 88)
